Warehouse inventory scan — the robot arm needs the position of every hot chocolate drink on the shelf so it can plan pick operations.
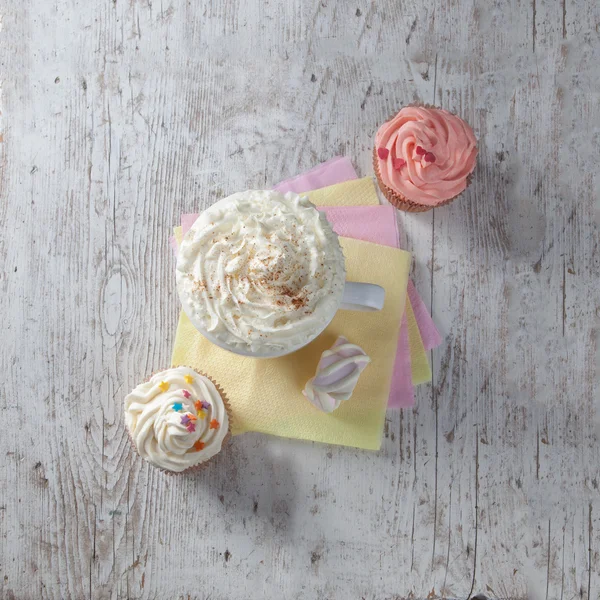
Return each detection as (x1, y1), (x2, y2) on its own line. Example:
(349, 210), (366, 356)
(176, 190), (346, 355)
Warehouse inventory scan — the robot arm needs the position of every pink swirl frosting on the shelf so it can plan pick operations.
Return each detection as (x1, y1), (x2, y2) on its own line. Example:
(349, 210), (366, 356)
(375, 107), (477, 205)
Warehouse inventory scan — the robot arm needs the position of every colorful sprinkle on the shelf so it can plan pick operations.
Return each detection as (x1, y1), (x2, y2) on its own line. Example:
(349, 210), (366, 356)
(187, 413), (197, 422)
(184, 374), (194, 384)
(172, 402), (183, 412)
(186, 423), (196, 433)
(415, 146), (426, 156)
(392, 158), (406, 170)
(182, 390), (191, 399)
(197, 410), (207, 420)
(424, 152), (436, 163)
(194, 440), (205, 451)
(181, 415), (191, 426)
(158, 381), (170, 392)
(196, 399), (210, 411)
(210, 419), (220, 430)
(377, 147), (389, 160)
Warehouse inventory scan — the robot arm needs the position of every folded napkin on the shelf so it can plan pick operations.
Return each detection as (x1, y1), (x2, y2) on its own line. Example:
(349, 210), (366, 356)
(273, 156), (358, 194)
(172, 237), (411, 450)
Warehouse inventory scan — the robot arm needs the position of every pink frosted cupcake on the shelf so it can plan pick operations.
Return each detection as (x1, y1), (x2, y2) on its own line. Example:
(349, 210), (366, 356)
(373, 106), (477, 212)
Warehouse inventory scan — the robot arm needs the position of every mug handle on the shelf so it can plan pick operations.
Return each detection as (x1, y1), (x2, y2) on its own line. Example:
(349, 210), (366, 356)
(339, 282), (385, 312)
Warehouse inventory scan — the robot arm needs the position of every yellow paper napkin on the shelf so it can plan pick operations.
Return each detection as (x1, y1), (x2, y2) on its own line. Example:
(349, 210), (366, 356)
(172, 237), (411, 450)
(305, 176), (381, 206)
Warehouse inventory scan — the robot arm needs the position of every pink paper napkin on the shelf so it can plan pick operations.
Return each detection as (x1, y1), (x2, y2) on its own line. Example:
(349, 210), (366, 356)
(408, 282), (442, 351)
(273, 156), (358, 194)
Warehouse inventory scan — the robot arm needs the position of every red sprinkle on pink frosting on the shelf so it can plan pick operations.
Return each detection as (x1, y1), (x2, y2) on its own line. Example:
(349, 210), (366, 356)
(392, 158), (406, 170)
(377, 147), (389, 159)
(375, 107), (477, 205)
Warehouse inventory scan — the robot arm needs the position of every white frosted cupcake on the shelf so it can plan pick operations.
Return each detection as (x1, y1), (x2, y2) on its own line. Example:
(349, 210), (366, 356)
(124, 367), (231, 473)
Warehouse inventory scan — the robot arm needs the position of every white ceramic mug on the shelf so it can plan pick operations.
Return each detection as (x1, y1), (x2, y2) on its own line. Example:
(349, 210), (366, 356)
(177, 192), (385, 358)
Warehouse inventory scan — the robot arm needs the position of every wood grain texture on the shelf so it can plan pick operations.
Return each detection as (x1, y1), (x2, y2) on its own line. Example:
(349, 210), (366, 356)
(0, 1), (598, 599)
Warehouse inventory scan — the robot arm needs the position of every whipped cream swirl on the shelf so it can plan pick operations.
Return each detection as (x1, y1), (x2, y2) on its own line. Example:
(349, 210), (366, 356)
(124, 367), (229, 472)
(176, 190), (346, 355)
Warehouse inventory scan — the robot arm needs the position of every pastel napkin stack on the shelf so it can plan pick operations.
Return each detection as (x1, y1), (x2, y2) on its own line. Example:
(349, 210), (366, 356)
(170, 157), (441, 449)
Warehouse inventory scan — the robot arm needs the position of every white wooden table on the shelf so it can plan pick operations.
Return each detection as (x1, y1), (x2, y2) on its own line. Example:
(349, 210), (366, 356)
(1, 1), (599, 598)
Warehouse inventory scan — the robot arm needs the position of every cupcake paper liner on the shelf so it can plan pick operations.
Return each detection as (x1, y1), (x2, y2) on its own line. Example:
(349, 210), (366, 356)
(373, 103), (475, 213)
(125, 366), (233, 476)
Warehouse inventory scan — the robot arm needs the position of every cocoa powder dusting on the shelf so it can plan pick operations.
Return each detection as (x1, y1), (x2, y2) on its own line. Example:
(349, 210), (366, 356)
(192, 279), (207, 294)
(280, 285), (308, 309)
(252, 272), (309, 310)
